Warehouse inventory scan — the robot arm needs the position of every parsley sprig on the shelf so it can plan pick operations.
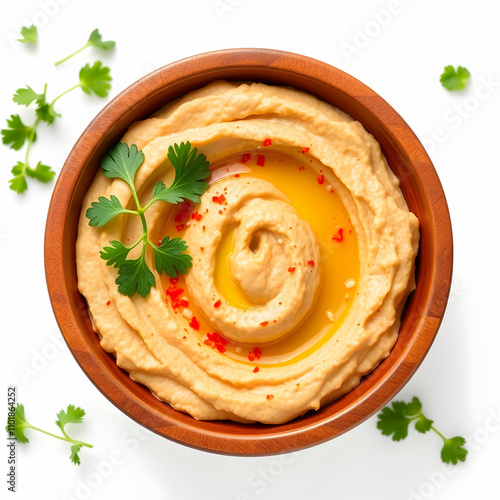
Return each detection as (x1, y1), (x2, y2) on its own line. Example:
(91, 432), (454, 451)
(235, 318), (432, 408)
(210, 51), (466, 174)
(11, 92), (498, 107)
(377, 397), (468, 465)
(55, 29), (115, 66)
(7, 403), (93, 465)
(2, 62), (112, 193)
(86, 141), (210, 298)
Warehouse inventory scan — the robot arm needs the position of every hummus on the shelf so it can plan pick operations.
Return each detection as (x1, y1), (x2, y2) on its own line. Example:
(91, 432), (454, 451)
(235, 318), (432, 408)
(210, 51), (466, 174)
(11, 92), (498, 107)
(76, 81), (419, 424)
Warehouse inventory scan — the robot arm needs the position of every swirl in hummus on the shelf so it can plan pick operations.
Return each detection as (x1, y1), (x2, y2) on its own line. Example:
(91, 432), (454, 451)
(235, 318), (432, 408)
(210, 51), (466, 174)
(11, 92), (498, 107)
(76, 81), (419, 424)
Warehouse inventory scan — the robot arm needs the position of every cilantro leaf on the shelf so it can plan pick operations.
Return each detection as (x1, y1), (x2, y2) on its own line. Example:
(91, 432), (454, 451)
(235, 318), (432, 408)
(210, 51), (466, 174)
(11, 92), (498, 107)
(86, 195), (132, 227)
(9, 162), (28, 193)
(1, 114), (35, 150)
(440, 65), (471, 91)
(441, 436), (468, 465)
(79, 61), (112, 98)
(25, 161), (56, 183)
(35, 103), (60, 125)
(377, 397), (467, 465)
(154, 237), (193, 277)
(377, 404), (412, 441)
(414, 414), (434, 434)
(13, 85), (45, 106)
(55, 405), (86, 432)
(18, 25), (37, 44)
(116, 255), (156, 298)
(70, 444), (83, 466)
(101, 142), (144, 188)
(100, 240), (133, 268)
(87, 29), (116, 51)
(152, 142), (210, 204)
(8, 404), (31, 443)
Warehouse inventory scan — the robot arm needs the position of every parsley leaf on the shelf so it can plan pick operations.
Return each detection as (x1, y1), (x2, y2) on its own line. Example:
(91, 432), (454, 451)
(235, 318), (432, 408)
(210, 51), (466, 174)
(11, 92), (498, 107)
(1, 114), (35, 150)
(100, 240), (133, 268)
(8, 403), (30, 443)
(6, 403), (92, 465)
(86, 195), (133, 227)
(440, 65), (471, 91)
(441, 436), (468, 465)
(377, 397), (468, 465)
(55, 405), (86, 431)
(55, 29), (115, 66)
(154, 237), (193, 277)
(78, 61), (112, 97)
(116, 255), (156, 298)
(18, 25), (37, 44)
(9, 162), (29, 194)
(87, 142), (210, 297)
(26, 161), (55, 183)
(150, 142), (210, 204)
(13, 85), (45, 107)
(87, 29), (116, 51)
(101, 142), (144, 188)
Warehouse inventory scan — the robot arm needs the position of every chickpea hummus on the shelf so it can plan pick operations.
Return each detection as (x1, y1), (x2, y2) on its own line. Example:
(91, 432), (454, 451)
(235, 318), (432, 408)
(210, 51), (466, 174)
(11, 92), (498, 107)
(76, 81), (419, 424)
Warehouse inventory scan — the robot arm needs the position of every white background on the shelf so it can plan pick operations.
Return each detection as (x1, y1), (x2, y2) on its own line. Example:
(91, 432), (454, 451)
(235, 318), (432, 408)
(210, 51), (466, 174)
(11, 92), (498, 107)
(1, 0), (499, 499)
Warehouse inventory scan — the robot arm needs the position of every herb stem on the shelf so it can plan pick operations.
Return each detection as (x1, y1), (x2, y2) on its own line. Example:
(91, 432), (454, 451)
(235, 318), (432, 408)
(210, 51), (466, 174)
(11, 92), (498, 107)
(430, 425), (446, 442)
(27, 425), (93, 449)
(54, 43), (90, 66)
(51, 83), (81, 106)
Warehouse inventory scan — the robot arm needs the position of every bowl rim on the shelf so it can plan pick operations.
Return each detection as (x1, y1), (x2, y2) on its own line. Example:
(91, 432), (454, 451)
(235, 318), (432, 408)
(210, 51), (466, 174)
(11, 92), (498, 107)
(44, 48), (453, 455)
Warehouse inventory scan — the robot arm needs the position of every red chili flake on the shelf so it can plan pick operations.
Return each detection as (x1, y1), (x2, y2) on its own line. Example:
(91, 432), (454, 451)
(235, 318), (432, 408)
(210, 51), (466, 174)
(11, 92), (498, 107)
(317, 174), (325, 185)
(166, 286), (184, 300)
(182, 336), (186, 339)
(266, 394), (274, 400)
(175, 224), (185, 232)
(263, 138), (272, 146)
(212, 194), (227, 204)
(241, 153), (251, 163)
(253, 366), (260, 373)
(174, 213), (183, 223)
(256, 154), (265, 167)
(169, 277), (178, 285)
(288, 267), (296, 273)
(204, 332), (228, 353)
(200, 247), (204, 251)
(298, 166), (305, 171)
(234, 173), (240, 178)
(179, 298), (189, 308)
(332, 227), (344, 243)
(214, 299), (222, 308)
(191, 210), (203, 221)
(248, 348), (263, 361)
(260, 321), (269, 327)
(301, 147), (310, 154)
(307, 260), (315, 267)
(202, 225), (206, 231)
(189, 316), (199, 330)
(106, 300), (111, 306)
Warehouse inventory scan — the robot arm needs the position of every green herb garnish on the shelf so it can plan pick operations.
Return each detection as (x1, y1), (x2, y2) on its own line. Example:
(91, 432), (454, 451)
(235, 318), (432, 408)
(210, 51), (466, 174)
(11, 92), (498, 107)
(377, 397), (468, 465)
(55, 29), (115, 66)
(6, 403), (93, 465)
(86, 141), (210, 298)
(18, 25), (37, 44)
(2, 62), (112, 193)
(440, 65), (471, 91)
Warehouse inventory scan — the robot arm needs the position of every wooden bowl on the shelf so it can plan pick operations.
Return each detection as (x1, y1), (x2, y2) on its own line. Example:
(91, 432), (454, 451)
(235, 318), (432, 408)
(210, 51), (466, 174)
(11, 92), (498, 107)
(45, 48), (452, 455)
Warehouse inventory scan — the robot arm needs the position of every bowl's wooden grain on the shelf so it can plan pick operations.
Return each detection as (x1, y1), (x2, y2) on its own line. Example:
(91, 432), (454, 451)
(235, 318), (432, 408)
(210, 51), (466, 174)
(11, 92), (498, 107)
(44, 48), (452, 455)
